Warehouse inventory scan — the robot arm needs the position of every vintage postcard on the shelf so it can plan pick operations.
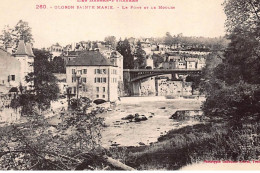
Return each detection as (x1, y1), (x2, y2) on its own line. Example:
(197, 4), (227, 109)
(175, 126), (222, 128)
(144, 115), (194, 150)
(0, 0), (260, 171)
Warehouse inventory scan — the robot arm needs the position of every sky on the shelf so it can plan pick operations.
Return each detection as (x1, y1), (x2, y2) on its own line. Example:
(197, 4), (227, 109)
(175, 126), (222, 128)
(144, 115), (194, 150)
(0, 0), (226, 48)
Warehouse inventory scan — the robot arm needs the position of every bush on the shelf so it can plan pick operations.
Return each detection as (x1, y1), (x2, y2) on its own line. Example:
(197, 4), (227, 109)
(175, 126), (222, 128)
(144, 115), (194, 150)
(202, 81), (260, 127)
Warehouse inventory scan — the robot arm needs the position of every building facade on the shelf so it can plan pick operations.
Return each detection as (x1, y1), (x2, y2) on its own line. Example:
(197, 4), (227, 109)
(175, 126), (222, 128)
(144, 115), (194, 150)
(66, 51), (120, 102)
(13, 40), (35, 89)
(0, 47), (21, 93)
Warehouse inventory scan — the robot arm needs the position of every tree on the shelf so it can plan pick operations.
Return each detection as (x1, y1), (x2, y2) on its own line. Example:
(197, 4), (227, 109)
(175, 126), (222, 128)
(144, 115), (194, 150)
(164, 32), (174, 46)
(104, 36), (117, 49)
(26, 49), (60, 112)
(116, 39), (134, 69)
(14, 20), (34, 44)
(51, 56), (66, 74)
(201, 0), (260, 127)
(0, 25), (14, 49)
(0, 20), (34, 52)
(134, 41), (146, 68)
(152, 54), (164, 68)
(223, 0), (260, 34)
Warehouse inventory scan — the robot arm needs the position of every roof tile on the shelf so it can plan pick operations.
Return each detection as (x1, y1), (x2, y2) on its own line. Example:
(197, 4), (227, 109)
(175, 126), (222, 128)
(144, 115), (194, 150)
(67, 51), (114, 66)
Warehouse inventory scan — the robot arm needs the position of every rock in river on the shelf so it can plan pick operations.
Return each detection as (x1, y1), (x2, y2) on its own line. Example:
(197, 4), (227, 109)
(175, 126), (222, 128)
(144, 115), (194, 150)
(159, 107), (166, 109)
(134, 114), (148, 122)
(121, 114), (134, 120)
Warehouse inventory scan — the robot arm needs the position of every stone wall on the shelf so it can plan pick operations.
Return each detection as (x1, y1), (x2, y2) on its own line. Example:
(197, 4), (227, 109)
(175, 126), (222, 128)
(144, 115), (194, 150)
(156, 79), (192, 97)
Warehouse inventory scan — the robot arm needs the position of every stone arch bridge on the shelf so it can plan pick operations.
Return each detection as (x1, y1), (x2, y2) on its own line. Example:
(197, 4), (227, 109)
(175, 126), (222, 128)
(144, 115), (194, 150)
(123, 69), (202, 82)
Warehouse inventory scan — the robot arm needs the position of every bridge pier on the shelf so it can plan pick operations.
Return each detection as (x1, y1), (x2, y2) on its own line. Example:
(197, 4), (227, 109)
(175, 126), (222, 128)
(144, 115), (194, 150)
(131, 81), (141, 96)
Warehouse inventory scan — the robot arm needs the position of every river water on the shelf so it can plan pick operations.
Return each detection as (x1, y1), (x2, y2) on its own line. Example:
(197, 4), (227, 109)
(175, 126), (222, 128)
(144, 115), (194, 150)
(99, 96), (205, 147)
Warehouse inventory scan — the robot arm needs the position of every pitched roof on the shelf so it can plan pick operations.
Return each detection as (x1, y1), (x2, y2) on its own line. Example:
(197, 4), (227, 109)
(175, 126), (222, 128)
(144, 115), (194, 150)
(26, 43), (35, 57)
(67, 51), (114, 66)
(13, 40), (27, 55)
(13, 40), (35, 57)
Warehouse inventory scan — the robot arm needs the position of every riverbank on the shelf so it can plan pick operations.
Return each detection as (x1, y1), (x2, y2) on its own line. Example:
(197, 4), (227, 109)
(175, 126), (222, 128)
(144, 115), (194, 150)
(111, 120), (260, 170)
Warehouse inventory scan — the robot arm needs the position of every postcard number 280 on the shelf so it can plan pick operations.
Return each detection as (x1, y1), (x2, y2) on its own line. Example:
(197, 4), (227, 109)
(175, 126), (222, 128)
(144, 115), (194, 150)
(36, 5), (46, 9)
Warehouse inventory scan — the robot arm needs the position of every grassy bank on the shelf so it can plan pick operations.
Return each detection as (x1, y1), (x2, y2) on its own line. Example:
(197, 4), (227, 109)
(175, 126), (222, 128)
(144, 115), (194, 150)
(109, 121), (260, 170)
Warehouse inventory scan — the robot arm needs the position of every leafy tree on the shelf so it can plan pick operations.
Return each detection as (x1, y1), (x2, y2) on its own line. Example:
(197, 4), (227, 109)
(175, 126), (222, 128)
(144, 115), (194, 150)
(164, 32), (174, 46)
(14, 20), (34, 44)
(0, 25), (14, 49)
(134, 41), (146, 68)
(51, 56), (66, 74)
(116, 39), (134, 69)
(25, 49), (60, 112)
(201, 0), (260, 127)
(185, 74), (202, 94)
(223, 0), (260, 34)
(152, 54), (164, 68)
(0, 20), (34, 52)
(104, 36), (117, 49)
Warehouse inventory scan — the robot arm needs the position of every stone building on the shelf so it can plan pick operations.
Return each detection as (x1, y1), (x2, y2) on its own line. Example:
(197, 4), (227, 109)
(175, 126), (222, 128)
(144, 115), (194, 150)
(156, 78), (192, 97)
(0, 47), (21, 93)
(47, 43), (63, 58)
(66, 51), (120, 102)
(13, 40), (35, 89)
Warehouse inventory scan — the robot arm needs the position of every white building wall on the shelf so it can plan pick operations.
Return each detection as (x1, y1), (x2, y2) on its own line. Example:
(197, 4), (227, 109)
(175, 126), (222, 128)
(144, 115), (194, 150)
(16, 55), (34, 87)
(186, 61), (196, 69)
(66, 66), (118, 102)
(146, 58), (154, 69)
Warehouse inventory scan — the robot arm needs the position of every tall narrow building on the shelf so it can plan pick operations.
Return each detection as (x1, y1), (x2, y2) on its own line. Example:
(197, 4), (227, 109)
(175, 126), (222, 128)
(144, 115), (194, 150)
(13, 40), (35, 89)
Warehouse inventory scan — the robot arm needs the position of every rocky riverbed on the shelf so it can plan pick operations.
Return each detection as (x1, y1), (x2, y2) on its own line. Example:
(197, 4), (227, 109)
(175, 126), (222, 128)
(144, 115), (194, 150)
(98, 96), (205, 148)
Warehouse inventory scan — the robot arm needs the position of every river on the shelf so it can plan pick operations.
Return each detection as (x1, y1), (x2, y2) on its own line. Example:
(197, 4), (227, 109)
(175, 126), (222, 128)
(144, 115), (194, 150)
(99, 96), (205, 148)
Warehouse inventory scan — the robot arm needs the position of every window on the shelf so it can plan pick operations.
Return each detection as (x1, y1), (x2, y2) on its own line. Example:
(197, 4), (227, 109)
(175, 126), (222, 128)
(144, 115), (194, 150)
(103, 69), (107, 74)
(112, 69), (116, 74)
(82, 77), (86, 83)
(102, 95), (105, 98)
(78, 70), (82, 75)
(95, 77), (106, 83)
(72, 77), (77, 83)
(11, 75), (15, 81)
(96, 95), (99, 98)
(72, 69), (75, 74)
(96, 87), (99, 93)
(83, 69), (87, 74)
(103, 87), (105, 92)
(73, 87), (76, 94)
(95, 69), (101, 74)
